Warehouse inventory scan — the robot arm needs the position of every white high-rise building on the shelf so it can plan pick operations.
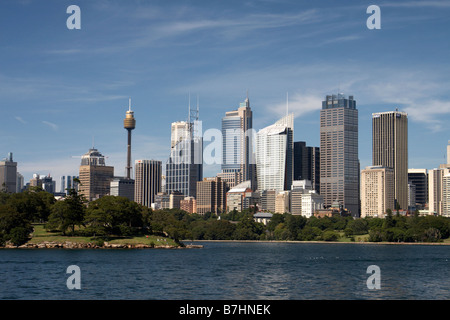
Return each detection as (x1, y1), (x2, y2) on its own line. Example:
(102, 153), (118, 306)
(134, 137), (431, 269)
(165, 107), (203, 198)
(220, 96), (256, 189)
(256, 113), (294, 192)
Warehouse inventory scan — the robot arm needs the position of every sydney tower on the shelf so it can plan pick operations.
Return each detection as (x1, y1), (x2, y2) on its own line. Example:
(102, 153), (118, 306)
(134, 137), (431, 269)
(123, 98), (136, 179)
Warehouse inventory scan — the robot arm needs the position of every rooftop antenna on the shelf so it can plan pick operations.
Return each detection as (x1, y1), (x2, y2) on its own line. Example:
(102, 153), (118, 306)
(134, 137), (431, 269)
(128, 97), (132, 111)
(286, 91), (289, 117)
(188, 92), (191, 124)
(246, 89), (250, 108)
(92, 136), (95, 149)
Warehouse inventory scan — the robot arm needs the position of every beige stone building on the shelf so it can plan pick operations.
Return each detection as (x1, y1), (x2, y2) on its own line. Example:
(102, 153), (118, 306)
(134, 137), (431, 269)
(196, 177), (227, 215)
(360, 166), (394, 217)
(180, 196), (197, 214)
(78, 148), (114, 202)
(275, 191), (290, 214)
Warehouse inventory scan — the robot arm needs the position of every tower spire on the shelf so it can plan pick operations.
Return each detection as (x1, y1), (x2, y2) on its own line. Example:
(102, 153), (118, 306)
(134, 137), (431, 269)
(286, 92), (289, 117)
(188, 92), (191, 130)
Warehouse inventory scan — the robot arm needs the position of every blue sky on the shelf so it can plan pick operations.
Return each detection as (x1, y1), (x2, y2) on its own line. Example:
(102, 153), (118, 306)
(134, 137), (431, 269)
(1, 0), (450, 190)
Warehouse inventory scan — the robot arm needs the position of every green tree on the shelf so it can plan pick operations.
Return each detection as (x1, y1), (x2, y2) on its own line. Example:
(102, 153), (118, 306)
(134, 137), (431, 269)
(6, 188), (55, 222)
(285, 214), (307, 240)
(46, 189), (86, 235)
(233, 216), (264, 240)
(330, 215), (349, 231)
(204, 220), (236, 240)
(266, 213), (284, 233)
(422, 228), (442, 242)
(368, 228), (383, 242)
(382, 227), (405, 242)
(383, 210), (395, 229)
(84, 196), (146, 237)
(0, 204), (33, 246)
(273, 223), (290, 240)
(321, 230), (339, 241)
(346, 219), (369, 235)
(367, 217), (384, 230)
(307, 216), (332, 231)
(417, 216), (450, 239)
(189, 220), (207, 240)
(298, 226), (322, 241)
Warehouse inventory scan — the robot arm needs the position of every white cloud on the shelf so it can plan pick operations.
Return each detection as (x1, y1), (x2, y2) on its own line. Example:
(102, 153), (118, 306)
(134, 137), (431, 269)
(42, 121), (58, 131)
(404, 99), (450, 132)
(381, 1), (450, 8)
(15, 116), (27, 124)
(269, 93), (323, 120)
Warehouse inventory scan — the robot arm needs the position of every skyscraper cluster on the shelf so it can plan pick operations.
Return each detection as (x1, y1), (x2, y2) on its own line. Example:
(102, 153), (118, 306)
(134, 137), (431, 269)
(4, 93), (450, 219)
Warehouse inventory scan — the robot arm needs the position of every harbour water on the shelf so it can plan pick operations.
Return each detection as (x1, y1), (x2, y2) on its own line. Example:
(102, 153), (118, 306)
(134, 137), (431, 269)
(1, 242), (449, 300)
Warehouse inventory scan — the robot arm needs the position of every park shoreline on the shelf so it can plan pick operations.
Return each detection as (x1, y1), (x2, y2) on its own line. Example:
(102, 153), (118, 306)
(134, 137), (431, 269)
(1, 240), (203, 249)
(184, 239), (450, 246)
(2, 239), (449, 249)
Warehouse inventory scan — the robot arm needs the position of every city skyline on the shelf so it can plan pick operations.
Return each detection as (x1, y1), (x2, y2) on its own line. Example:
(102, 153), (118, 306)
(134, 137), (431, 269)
(1, 1), (450, 189)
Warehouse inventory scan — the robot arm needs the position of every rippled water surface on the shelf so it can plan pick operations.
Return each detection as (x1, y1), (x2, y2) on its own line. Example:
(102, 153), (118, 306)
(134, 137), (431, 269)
(1, 242), (449, 299)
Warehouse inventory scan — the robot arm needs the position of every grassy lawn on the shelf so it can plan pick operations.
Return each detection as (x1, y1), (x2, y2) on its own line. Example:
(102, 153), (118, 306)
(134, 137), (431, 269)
(336, 231), (370, 242)
(29, 224), (178, 247)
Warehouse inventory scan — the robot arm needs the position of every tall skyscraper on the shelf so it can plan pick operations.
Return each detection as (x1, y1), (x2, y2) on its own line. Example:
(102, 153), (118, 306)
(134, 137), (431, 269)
(360, 166), (395, 218)
(220, 96), (255, 188)
(372, 110), (408, 210)
(134, 159), (161, 207)
(0, 152), (17, 193)
(165, 103), (203, 198)
(78, 148), (114, 201)
(256, 113), (294, 192)
(320, 94), (359, 217)
(293, 141), (320, 193)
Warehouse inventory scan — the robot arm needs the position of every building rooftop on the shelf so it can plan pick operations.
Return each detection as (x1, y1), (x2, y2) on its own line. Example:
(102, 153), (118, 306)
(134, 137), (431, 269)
(253, 212), (273, 218)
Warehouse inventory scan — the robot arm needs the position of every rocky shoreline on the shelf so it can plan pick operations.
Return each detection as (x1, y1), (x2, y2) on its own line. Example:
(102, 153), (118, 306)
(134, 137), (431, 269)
(1, 241), (203, 249)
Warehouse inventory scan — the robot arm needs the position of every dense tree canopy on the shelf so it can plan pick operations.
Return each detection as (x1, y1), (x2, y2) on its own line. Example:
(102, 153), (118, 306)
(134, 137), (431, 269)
(1, 188), (450, 246)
